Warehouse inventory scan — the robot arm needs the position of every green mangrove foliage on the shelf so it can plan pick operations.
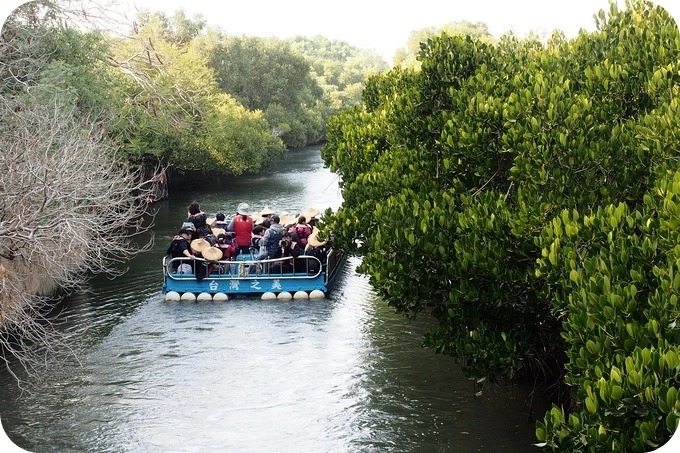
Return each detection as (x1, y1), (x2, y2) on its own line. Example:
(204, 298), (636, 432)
(321, 0), (680, 450)
(4, 5), (385, 178)
(535, 173), (680, 451)
(110, 13), (286, 174)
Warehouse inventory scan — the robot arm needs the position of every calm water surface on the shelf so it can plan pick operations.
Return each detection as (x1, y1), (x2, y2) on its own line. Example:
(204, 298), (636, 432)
(0, 146), (541, 452)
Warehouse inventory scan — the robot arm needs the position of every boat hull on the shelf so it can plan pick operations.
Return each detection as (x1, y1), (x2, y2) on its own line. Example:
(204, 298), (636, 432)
(162, 249), (345, 300)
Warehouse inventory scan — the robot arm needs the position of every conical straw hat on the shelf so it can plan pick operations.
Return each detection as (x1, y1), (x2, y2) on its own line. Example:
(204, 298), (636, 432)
(307, 228), (327, 248)
(191, 238), (211, 253)
(303, 207), (320, 220)
(201, 246), (223, 261)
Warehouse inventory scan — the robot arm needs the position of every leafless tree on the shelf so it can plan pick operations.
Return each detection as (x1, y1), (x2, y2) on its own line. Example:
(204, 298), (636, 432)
(0, 0), (163, 380)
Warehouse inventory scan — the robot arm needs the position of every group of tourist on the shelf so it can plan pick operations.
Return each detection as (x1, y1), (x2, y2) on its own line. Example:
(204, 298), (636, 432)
(166, 201), (329, 276)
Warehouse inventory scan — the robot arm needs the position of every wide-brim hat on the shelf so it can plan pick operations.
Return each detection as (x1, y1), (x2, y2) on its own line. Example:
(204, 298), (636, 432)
(212, 227), (226, 237)
(279, 213), (297, 226)
(236, 202), (251, 216)
(307, 228), (327, 248)
(201, 246), (223, 261)
(191, 238), (211, 253)
(303, 207), (320, 220)
(260, 206), (275, 216)
(251, 213), (265, 225)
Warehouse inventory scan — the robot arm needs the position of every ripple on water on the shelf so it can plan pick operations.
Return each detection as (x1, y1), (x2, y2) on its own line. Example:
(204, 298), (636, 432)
(0, 151), (542, 452)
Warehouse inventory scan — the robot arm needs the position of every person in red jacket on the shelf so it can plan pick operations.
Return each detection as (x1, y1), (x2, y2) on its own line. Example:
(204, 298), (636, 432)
(227, 202), (254, 255)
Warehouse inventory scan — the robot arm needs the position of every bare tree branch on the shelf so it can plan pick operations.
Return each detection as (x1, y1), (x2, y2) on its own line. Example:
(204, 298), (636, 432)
(0, 0), (165, 380)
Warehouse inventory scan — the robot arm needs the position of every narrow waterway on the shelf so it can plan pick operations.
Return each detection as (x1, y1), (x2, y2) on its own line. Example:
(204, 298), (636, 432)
(0, 146), (543, 452)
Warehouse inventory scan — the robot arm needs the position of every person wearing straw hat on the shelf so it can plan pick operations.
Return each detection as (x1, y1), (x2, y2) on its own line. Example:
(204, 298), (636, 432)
(201, 246), (223, 274)
(257, 206), (275, 226)
(190, 237), (213, 281)
(302, 227), (329, 273)
(190, 237), (212, 254)
(305, 228), (329, 252)
(227, 202), (254, 254)
(302, 207), (321, 228)
(278, 211), (297, 229)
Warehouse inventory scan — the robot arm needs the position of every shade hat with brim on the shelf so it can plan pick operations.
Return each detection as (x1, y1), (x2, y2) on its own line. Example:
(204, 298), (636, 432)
(201, 246), (223, 262)
(279, 213), (297, 226)
(236, 202), (251, 216)
(260, 206), (275, 216)
(212, 227), (226, 237)
(307, 228), (327, 248)
(191, 238), (211, 253)
(251, 213), (265, 225)
(302, 207), (320, 220)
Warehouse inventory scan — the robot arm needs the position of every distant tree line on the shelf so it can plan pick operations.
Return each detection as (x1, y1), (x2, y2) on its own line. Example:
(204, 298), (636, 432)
(321, 0), (680, 450)
(0, 0), (385, 374)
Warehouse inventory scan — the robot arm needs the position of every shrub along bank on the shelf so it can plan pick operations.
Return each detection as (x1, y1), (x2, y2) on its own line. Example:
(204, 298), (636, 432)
(320, 1), (680, 450)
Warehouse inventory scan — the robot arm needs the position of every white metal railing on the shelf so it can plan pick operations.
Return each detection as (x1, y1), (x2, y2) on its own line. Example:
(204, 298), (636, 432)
(163, 255), (323, 280)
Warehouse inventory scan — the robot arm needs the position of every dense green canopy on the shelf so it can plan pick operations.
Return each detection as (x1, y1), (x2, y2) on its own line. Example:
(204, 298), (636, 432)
(321, 0), (680, 450)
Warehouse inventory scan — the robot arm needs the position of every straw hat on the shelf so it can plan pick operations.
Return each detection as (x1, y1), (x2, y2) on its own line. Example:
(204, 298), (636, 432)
(303, 207), (320, 220)
(212, 227), (226, 237)
(236, 202), (251, 216)
(191, 238), (211, 253)
(307, 228), (328, 248)
(250, 211), (263, 224)
(279, 212), (297, 226)
(201, 246), (223, 261)
(260, 206), (275, 216)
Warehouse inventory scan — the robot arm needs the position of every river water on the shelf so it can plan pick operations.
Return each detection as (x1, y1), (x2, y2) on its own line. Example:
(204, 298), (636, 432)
(0, 146), (542, 452)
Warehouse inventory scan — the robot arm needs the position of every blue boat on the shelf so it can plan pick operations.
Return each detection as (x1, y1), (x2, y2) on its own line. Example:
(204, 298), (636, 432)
(162, 248), (346, 301)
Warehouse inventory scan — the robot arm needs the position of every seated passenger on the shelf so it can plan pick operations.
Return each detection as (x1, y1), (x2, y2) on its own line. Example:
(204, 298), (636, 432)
(270, 231), (303, 274)
(258, 214), (285, 259)
(258, 206), (275, 225)
(303, 228), (329, 273)
(166, 228), (196, 273)
(303, 207), (321, 229)
(200, 245), (224, 275)
(290, 232), (308, 273)
(291, 215), (312, 247)
(217, 232), (238, 260)
(211, 212), (229, 231)
(251, 225), (266, 255)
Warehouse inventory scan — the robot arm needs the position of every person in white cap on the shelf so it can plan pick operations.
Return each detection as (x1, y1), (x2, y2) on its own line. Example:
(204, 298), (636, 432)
(227, 202), (254, 255)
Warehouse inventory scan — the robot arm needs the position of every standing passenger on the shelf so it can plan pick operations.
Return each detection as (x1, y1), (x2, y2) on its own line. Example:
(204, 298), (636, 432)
(187, 201), (213, 238)
(228, 202), (254, 255)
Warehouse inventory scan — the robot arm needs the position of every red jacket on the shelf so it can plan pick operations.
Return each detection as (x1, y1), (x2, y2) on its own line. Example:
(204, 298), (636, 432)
(232, 215), (253, 247)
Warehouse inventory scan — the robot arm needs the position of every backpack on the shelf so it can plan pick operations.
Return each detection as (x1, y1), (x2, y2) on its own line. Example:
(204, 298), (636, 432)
(294, 224), (312, 245)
